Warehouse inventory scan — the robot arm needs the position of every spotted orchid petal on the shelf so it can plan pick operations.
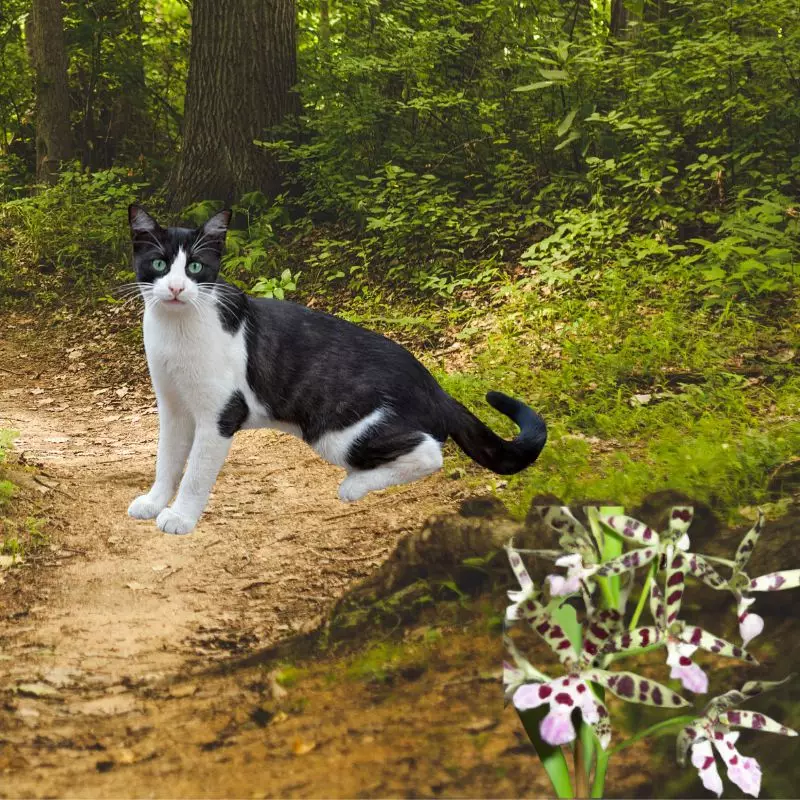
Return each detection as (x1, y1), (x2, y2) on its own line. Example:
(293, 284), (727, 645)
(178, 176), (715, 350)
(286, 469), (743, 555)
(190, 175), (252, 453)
(593, 546), (659, 578)
(664, 550), (688, 624)
(706, 676), (794, 716)
(581, 609), (623, 663)
(600, 513), (660, 547)
(650, 581), (666, 627)
(677, 721), (707, 765)
(718, 710), (799, 737)
(677, 625), (757, 664)
(666, 640), (709, 694)
(748, 568), (800, 593)
(536, 507), (602, 573)
(587, 668), (689, 709)
(691, 738), (724, 797)
(503, 634), (549, 700)
(711, 731), (762, 798)
(736, 593), (764, 647)
(514, 675), (612, 749)
(546, 553), (592, 597)
(668, 506), (694, 549)
(508, 589), (579, 665)
(734, 510), (765, 572)
(686, 552), (727, 590)
(600, 626), (662, 656)
(506, 544), (534, 591)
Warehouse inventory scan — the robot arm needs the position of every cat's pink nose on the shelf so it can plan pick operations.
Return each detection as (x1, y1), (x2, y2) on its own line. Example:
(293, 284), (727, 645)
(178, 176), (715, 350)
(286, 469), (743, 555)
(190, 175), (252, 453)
(168, 285), (184, 298)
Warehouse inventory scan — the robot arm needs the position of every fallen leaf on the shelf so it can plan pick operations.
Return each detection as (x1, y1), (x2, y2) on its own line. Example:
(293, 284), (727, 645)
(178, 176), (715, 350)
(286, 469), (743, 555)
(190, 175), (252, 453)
(116, 387), (129, 398)
(267, 670), (288, 701)
(70, 694), (141, 716)
(125, 581), (146, 591)
(630, 393), (652, 407)
(291, 737), (316, 756)
(29, 388), (45, 395)
(17, 682), (60, 698)
(169, 683), (198, 698)
(463, 717), (498, 733)
(92, 388), (110, 396)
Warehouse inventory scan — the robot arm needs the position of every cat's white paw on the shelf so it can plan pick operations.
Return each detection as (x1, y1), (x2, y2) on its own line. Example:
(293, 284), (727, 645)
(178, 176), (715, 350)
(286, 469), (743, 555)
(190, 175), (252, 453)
(156, 507), (197, 535)
(128, 494), (165, 520)
(338, 476), (369, 503)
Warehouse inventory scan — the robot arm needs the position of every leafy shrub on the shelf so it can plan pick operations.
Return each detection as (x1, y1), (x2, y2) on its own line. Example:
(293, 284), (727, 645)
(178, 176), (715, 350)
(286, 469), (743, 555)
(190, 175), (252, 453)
(0, 166), (148, 300)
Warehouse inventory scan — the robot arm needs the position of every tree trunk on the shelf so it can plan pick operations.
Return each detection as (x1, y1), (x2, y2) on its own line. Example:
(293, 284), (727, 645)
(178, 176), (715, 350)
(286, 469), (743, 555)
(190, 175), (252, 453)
(28, 0), (72, 182)
(319, 0), (330, 50)
(610, 0), (640, 39)
(167, 0), (298, 210)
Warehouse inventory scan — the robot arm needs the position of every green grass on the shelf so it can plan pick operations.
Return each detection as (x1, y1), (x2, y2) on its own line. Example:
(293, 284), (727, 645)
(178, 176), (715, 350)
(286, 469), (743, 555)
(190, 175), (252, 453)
(326, 262), (799, 524)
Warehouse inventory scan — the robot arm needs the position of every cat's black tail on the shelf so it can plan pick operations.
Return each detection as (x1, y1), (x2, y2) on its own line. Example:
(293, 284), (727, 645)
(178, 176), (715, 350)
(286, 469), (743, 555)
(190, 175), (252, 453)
(446, 391), (547, 475)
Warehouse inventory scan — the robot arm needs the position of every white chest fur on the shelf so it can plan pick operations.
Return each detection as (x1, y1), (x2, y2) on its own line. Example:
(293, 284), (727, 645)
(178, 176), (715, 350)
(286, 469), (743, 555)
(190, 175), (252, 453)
(143, 302), (248, 420)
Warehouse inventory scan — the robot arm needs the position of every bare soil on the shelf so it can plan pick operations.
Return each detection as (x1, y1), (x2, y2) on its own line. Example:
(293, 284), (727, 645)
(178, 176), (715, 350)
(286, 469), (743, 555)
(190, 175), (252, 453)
(0, 310), (554, 798)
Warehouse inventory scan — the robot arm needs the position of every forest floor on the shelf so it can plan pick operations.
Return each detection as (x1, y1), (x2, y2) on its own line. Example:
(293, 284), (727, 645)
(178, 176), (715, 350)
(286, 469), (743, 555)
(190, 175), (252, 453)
(0, 309), (563, 798)
(2, 306), (799, 799)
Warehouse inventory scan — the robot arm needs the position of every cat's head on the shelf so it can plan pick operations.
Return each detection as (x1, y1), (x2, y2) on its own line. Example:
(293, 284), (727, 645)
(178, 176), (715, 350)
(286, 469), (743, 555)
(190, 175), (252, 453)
(128, 205), (231, 309)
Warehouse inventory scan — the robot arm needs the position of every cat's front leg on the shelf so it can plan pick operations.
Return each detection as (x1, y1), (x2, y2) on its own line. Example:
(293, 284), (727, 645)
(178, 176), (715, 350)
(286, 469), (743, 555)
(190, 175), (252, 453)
(128, 401), (194, 520)
(156, 423), (233, 535)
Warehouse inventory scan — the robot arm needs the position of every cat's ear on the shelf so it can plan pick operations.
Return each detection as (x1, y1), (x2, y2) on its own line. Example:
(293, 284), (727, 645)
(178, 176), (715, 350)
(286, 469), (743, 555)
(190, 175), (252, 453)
(128, 205), (160, 237)
(202, 209), (232, 239)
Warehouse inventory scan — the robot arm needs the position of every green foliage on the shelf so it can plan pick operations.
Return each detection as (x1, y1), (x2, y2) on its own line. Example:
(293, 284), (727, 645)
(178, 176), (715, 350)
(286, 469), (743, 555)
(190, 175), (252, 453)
(250, 269), (300, 300)
(0, 166), (147, 299)
(0, 480), (15, 510)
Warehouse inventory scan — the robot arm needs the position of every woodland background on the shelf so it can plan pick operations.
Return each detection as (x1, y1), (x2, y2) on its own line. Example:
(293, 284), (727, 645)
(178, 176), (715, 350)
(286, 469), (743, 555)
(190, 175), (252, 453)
(0, 2), (799, 797)
(1, 0), (799, 520)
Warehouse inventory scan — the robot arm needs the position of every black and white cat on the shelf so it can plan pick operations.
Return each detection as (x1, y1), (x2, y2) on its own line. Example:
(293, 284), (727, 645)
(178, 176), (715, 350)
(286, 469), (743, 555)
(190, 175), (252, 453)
(126, 205), (547, 534)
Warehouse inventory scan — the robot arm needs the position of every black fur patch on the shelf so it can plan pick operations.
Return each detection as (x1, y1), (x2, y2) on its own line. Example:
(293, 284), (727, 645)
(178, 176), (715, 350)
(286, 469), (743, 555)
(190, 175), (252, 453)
(346, 422), (425, 470)
(217, 390), (249, 437)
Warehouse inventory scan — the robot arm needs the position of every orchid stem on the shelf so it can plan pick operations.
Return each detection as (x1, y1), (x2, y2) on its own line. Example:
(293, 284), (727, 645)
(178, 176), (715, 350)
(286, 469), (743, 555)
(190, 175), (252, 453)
(629, 561), (656, 630)
(590, 747), (609, 798)
(574, 739), (589, 798)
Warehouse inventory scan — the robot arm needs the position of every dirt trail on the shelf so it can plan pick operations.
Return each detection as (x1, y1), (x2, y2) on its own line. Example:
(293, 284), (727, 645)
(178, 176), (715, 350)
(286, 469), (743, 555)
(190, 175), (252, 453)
(3, 313), (528, 798)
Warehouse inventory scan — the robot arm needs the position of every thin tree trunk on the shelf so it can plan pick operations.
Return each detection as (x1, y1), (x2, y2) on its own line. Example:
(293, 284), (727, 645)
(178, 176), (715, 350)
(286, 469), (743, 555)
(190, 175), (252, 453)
(28, 0), (72, 182)
(167, 0), (299, 210)
(319, 0), (330, 49)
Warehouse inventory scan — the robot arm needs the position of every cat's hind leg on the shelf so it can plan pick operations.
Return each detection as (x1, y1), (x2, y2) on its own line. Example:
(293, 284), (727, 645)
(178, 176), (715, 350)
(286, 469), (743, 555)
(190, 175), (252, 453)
(338, 430), (443, 502)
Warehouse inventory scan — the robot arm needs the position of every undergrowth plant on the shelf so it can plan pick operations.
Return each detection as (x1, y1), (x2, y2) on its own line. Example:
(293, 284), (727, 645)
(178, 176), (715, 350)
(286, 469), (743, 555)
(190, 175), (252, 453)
(505, 506), (799, 798)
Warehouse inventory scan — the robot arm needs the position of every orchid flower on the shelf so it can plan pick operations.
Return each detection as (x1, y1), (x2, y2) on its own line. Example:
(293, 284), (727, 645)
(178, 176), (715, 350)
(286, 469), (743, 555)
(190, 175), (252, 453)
(600, 550), (757, 694)
(601, 506), (729, 590)
(715, 510), (800, 646)
(530, 507), (658, 605)
(506, 545), (689, 749)
(677, 678), (798, 797)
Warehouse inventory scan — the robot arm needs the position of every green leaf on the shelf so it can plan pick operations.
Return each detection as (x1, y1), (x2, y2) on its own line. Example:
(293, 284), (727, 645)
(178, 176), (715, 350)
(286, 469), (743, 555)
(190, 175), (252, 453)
(607, 715), (697, 756)
(512, 80), (554, 92)
(554, 132), (581, 151)
(273, 287), (285, 300)
(550, 598), (583, 655)
(557, 108), (579, 138)
(538, 68), (569, 81)
(517, 707), (574, 798)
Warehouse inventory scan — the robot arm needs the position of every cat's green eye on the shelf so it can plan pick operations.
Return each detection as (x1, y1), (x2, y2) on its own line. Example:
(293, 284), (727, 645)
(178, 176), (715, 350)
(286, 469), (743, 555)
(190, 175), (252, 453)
(152, 258), (168, 272)
(187, 261), (203, 275)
